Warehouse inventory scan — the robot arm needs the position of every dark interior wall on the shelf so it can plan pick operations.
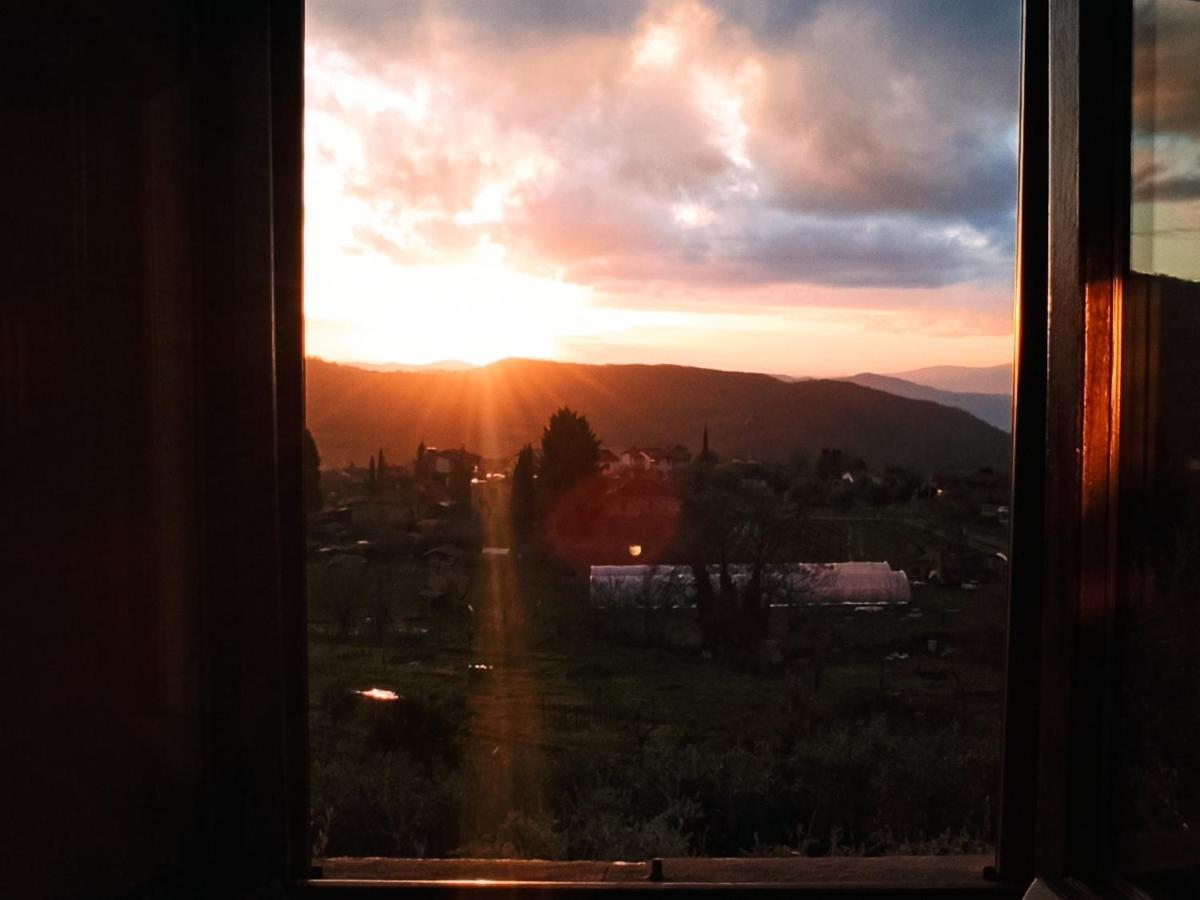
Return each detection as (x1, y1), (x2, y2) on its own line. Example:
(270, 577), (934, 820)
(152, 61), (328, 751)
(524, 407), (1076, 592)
(1, 5), (304, 897)
(3, 9), (200, 896)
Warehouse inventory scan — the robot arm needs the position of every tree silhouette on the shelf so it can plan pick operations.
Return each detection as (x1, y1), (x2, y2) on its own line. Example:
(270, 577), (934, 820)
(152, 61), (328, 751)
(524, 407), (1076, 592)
(303, 428), (322, 514)
(677, 465), (743, 648)
(677, 463), (804, 651)
(539, 407), (600, 498)
(700, 424), (716, 464)
(511, 443), (537, 541)
(816, 447), (844, 480)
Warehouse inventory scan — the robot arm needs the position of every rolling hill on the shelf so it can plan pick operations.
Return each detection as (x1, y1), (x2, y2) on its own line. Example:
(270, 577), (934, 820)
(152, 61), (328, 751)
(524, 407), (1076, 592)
(342, 359), (478, 373)
(839, 372), (1012, 432)
(305, 357), (1012, 473)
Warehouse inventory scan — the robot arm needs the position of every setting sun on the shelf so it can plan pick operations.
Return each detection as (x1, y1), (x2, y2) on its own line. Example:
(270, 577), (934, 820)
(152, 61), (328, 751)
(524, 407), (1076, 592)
(303, 0), (1017, 377)
(307, 237), (591, 366)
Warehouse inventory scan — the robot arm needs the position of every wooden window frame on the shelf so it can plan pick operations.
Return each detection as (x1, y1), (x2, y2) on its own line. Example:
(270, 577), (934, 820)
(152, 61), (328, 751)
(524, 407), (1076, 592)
(255, 0), (1163, 895)
(997, 0), (1133, 886)
(14, 0), (1166, 895)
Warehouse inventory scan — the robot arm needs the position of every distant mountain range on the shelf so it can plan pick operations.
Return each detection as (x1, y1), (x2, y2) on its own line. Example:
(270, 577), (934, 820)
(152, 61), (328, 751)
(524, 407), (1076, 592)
(340, 359), (1014, 430)
(306, 357), (1011, 473)
(839, 372), (1011, 432)
(886, 363), (1012, 395)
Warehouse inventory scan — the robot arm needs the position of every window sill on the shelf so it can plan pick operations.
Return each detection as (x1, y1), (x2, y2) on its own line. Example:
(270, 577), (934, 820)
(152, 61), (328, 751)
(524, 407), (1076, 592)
(303, 854), (1018, 894)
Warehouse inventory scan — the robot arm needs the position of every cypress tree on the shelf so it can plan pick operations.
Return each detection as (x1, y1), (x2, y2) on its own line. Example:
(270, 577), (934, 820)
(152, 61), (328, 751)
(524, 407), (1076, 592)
(302, 428), (322, 514)
(511, 443), (537, 541)
(540, 407), (600, 498)
(699, 424), (718, 465)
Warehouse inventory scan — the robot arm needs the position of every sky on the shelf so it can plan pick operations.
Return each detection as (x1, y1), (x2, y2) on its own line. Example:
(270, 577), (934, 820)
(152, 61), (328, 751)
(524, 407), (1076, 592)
(304, 0), (1021, 377)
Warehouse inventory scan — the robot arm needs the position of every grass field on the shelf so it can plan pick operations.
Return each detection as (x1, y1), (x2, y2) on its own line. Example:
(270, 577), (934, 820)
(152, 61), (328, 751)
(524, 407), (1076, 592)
(308, 511), (1007, 860)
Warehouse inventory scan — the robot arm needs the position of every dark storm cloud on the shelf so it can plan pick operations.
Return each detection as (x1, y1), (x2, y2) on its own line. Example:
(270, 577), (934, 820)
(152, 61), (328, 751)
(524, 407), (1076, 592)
(724, 213), (1009, 288)
(713, 0), (1019, 68)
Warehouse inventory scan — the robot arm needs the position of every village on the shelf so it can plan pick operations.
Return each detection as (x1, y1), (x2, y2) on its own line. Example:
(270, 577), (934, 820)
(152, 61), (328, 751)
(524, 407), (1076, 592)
(308, 431), (1008, 590)
(306, 413), (1011, 861)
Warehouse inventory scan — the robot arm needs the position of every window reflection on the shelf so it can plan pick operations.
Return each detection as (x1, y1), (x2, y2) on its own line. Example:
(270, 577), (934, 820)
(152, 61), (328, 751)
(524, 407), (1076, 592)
(1131, 0), (1200, 282)
(1115, 0), (1200, 871)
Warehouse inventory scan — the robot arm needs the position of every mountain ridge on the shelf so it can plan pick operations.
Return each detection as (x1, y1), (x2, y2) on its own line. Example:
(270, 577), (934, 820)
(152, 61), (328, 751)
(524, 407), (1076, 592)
(886, 363), (1012, 395)
(340, 358), (478, 373)
(306, 357), (1011, 474)
(839, 372), (1011, 432)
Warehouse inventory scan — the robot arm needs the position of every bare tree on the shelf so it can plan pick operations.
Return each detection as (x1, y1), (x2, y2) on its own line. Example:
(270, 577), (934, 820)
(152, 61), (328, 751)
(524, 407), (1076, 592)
(677, 464), (809, 652)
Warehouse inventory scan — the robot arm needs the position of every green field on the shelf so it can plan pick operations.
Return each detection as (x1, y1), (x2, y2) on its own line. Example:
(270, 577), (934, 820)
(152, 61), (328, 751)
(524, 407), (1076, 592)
(308, 515), (1007, 861)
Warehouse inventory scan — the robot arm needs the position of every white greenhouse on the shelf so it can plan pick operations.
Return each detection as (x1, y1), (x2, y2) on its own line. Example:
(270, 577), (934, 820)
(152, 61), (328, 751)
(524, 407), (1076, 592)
(589, 561), (911, 609)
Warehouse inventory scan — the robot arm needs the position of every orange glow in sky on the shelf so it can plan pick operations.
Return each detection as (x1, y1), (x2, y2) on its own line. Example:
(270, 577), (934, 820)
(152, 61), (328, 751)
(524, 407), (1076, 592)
(304, 1), (1019, 377)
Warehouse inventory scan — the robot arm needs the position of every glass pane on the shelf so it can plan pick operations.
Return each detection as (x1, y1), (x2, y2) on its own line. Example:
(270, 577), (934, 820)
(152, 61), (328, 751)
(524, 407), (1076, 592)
(1115, 1), (1200, 872)
(303, 0), (1019, 880)
(1131, 0), (1200, 282)
(1115, 269), (1200, 869)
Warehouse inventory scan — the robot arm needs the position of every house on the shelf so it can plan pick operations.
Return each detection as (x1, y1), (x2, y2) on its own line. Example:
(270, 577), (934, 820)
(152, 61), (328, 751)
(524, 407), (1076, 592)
(619, 447), (655, 472)
(616, 445), (692, 475)
(650, 445), (692, 473)
(414, 446), (481, 487)
(598, 447), (620, 475)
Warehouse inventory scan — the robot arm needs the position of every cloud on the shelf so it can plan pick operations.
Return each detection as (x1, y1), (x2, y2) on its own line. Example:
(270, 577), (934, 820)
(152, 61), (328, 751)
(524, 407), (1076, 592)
(1134, 0), (1200, 139)
(741, 4), (1017, 222)
(307, 0), (1019, 300)
(1144, 174), (1200, 204)
(306, 0), (646, 62)
(1132, 2), (1200, 211)
(721, 212), (1012, 288)
(1134, 151), (1200, 204)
